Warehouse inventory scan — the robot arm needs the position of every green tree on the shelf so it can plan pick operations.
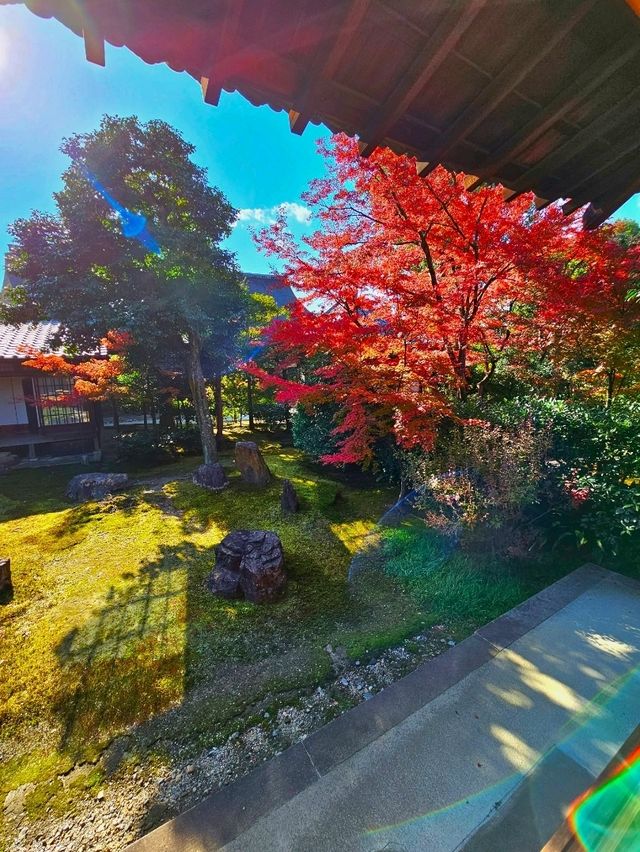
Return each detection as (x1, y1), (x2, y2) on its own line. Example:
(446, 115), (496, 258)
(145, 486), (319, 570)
(3, 116), (247, 469)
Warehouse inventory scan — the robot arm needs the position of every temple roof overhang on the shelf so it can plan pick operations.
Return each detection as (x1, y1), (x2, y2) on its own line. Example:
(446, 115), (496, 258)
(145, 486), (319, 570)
(6, 0), (640, 227)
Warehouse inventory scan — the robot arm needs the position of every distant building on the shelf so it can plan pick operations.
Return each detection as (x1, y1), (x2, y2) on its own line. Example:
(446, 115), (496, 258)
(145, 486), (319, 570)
(0, 271), (294, 467)
(244, 272), (297, 309)
(0, 321), (102, 467)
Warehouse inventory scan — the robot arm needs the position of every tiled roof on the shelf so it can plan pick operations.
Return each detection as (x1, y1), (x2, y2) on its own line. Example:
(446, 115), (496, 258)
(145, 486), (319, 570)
(245, 273), (297, 309)
(0, 321), (61, 360)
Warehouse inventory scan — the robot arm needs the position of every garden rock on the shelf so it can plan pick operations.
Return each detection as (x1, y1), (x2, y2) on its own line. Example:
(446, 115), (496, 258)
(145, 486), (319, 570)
(235, 441), (271, 486)
(206, 530), (285, 603)
(280, 479), (299, 514)
(0, 558), (11, 595)
(66, 473), (128, 502)
(192, 462), (228, 491)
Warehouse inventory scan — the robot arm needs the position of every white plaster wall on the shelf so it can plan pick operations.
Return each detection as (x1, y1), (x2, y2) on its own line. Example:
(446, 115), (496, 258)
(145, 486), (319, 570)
(0, 377), (29, 426)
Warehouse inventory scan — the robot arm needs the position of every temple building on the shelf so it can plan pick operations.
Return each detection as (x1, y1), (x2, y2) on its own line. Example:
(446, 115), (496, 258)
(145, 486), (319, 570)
(0, 270), (293, 468)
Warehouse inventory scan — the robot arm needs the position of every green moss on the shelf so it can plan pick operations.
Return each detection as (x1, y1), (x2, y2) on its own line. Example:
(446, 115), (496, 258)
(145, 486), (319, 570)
(0, 430), (576, 838)
(0, 752), (74, 797)
(1, 434), (417, 833)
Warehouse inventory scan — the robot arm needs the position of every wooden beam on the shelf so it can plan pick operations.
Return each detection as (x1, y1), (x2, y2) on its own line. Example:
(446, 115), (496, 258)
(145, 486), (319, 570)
(560, 138), (640, 214)
(288, 109), (305, 133)
(562, 198), (586, 216)
(462, 174), (481, 190)
(583, 175), (640, 229)
(83, 28), (105, 66)
(563, 159), (640, 216)
(504, 85), (640, 201)
(358, 0), (488, 158)
(566, 160), (640, 216)
(534, 195), (551, 210)
(201, 0), (245, 107)
(289, 0), (373, 135)
(200, 76), (220, 106)
(465, 31), (640, 192)
(422, 0), (599, 174)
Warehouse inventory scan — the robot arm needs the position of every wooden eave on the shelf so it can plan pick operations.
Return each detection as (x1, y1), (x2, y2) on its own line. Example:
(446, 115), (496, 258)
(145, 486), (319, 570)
(9, 0), (640, 227)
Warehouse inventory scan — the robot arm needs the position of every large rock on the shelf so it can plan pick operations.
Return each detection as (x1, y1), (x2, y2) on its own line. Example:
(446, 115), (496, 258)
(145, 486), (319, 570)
(206, 530), (286, 603)
(192, 462), (228, 492)
(66, 472), (128, 502)
(235, 441), (271, 487)
(0, 558), (11, 597)
(281, 479), (300, 514)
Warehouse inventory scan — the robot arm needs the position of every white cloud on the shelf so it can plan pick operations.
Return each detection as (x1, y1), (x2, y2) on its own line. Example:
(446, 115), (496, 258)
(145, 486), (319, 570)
(234, 201), (311, 227)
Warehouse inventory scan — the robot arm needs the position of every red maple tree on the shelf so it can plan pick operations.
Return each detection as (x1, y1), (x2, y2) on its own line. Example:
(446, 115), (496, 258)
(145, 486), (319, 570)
(22, 331), (132, 405)
(251, 135), (580, 464)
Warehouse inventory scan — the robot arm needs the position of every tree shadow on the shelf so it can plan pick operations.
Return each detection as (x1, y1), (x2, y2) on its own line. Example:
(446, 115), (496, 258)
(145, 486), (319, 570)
(54, 542), (195, 759)
(1, 454), (413, 845)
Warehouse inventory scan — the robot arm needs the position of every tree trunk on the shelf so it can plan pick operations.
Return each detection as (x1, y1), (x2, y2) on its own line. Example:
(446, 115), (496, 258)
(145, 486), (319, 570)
(247, 372), (255, 431)
(112, 399), (120, 433)
(606, 368), (615, 410)
(186, 331), (217, 464)
(213, 374), (224, 445)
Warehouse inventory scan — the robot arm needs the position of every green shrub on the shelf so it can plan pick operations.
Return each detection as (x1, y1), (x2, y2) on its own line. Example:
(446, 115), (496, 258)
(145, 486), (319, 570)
(252, 400), (290, 430)
(536, 398), (640, 554)
(291, 404), (340, 460)
(406, 418), (550, 556)
(114, 431), (175, 466)
(455, 396), (640, 555)
(163, 426), (202, 456)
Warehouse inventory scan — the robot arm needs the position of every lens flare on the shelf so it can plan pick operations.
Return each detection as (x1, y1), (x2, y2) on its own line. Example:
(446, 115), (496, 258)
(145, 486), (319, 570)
(77, 163), (161, 255)
(569, 747), (640, 852)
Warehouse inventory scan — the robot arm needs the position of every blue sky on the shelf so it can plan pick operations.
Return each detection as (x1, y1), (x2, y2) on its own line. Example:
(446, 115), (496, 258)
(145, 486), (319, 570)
(0, 4), (329, 274)
(0, 3), (638, 276)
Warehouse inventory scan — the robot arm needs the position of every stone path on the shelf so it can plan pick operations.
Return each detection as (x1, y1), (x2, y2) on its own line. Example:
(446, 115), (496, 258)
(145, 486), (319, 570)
(127, 565), (640, 852)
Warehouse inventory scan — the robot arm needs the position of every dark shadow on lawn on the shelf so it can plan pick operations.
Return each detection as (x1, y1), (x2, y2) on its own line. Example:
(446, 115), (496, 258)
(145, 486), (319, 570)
(52, 515), (359, 764)
(54, 542), (192, 758)
(44, 454), (417, 841)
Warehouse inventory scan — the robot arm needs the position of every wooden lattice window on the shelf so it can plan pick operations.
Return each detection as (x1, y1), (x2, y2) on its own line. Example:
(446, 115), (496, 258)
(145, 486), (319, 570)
(35, 375), (89, 427)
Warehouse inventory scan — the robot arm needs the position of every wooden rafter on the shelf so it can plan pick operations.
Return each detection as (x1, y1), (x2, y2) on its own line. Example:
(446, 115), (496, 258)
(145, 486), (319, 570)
(504, 85), (640, 201)
(583, 174), (640, 229)
(466, 32), (640, 192)
(14, 0), (640, 224)
(290, 0), (373, 135)
(421, 0), (600, 176)
(201, 0), (246, 106)
(562, 139), (640, 214)
(358, 0), (488, 158)
(83, 27), (105, 66)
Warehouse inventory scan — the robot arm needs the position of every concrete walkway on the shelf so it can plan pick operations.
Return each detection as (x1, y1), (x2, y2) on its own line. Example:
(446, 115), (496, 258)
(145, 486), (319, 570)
(128, 565), (640, 852)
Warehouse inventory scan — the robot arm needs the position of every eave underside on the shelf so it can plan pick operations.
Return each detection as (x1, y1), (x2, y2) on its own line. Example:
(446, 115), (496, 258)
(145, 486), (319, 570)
(10, 0), (640, 227)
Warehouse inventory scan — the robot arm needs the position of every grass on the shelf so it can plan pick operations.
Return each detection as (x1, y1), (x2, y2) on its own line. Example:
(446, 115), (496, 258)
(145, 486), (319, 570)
(0, 430), (422, 834)
(377, 521), (556, 634)
(0, 428), (620, 838)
